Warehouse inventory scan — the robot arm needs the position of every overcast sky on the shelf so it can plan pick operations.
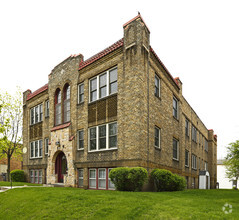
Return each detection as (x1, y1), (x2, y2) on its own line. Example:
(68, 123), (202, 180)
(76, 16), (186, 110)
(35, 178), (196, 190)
(1, 0), (238, 159)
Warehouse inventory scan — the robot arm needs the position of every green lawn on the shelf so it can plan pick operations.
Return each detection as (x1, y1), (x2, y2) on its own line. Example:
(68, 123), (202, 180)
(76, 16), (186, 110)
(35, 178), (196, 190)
(0, 188), (238, 219)
(0, 181), (42, 186)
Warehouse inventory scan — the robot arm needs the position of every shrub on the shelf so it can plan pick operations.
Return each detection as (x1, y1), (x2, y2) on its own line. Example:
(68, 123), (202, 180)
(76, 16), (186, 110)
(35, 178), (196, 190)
(151, 169), (186, 191)
(10, 170), (25, 182)
(109, 167), (148, 191)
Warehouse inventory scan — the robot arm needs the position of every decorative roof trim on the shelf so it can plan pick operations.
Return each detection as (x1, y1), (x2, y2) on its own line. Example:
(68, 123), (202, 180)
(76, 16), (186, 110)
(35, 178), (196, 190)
(51, 122), (71, 132)
(78, 38), (124, 71)
(26, 84), (48, 101)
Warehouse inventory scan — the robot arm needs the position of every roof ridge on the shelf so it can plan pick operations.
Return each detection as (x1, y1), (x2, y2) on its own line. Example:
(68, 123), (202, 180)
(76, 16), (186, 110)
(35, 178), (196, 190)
(27, 83), (48, 101)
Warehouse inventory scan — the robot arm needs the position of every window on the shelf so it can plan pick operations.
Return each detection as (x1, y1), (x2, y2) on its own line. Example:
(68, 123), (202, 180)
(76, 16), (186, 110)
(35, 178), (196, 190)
(89, 169), (96, 189)
(55, 89), (61, 125)
(108, 168), (115, 190)
(30, 169), (42, 184)
(30, 103), (43, 125)
(45, 100), (49, 117)
(204, 139), (208, 152)
(78, 83), (84, 103)
(155, 75), (160, 97)
(78, 169), (84, 187)
(205, 162), (208, 171)
(77, 130), (84, 150)
(173, 97), (178, 119)
(192, 125), (197, 142)
(185, 119), (189, 136)
(89, 67), (117, 102)
(155, 126), (160, 149)
(30, 140), (43, 159)
(98, 168), (106, 189)
(89, 122), (117, 152)
(45, 138), (49, 155)
(192, 154), (197, 169)
(185, 150), (189, 167)
(64, 84), (70, 123)
(173, 138), (179, 160)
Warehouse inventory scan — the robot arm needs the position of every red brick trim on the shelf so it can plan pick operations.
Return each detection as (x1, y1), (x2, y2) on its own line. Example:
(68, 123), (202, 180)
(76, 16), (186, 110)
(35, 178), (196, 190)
(51, 122), (71, 132)
(69, 135), (75, 141)
(27, 84), (48, 101)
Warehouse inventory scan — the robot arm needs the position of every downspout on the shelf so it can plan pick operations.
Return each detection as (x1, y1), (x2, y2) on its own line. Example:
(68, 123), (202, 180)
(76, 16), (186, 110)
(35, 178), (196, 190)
(147, 50), (150, 171)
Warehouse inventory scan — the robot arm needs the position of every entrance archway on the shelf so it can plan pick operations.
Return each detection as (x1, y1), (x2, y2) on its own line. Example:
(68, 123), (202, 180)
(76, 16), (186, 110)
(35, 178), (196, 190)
(55, 151), (67, 183)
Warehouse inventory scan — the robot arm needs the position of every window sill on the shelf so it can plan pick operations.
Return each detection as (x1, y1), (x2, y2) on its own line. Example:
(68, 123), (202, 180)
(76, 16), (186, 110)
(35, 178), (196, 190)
(173, 158), (179, 162)
(173, 116), (179, 122)
(155, 146), (161, 150)
(77, 148), (84, 151)
(30, 157), (43, 160)
(77, 102), (84, 106)
(185, 165), (189, 168)
(30, 121), (43, 127)
(155, 95), (161, 101)
(88, 148), (117, 153)
(192, 168), (197, 171)
(88, 93), (117, 104)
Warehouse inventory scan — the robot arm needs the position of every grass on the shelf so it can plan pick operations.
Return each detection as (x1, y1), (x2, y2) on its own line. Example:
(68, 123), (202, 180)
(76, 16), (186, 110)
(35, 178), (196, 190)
(0, 181), (42, 186)
(0, 188), (238, 219)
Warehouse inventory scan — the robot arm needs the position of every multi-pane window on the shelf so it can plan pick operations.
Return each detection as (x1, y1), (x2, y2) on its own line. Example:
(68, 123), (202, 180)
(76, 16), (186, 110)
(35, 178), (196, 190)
(45, 100), (49, 117)
(192, 125), (197, 142)
(98, 168), (106, 189)
(173, 97), (178, 119)
(30, 140), (43, 159)
(192, 154), (197, 169)
(155, 75), (160, 97)
(78, 169), (84, 187)
(205, 162), (208, 171)
(30, 169), (42, 184)
(89, 67), (117, 102)
(204, 139), (208, 152)
(108, 168), (115, 190)
(78, 83), (84, 103)
(185, 119), (189, 136)
(173, 138), (179, 160)
(64, 85), (70, 123)
(45, 138), (49, 155)
(77, 130), (84, 150)
(89, 122), (117, 152)
(30, 103), (43, 125)
(185, 150), (189, 167)
(155, 126), (160, 148)
(55, 90), (61, 125)
(89, 169), (96, 189)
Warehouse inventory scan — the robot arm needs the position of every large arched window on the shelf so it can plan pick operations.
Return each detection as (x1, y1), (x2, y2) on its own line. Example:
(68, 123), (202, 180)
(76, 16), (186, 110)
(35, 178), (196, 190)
(63, 84), (70, 123)
(55, 89), (61, 125)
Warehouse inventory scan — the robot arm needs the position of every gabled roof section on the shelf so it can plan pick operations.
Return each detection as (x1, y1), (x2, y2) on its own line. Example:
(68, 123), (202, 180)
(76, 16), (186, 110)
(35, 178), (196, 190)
(78, 38), (124, 71)
(150, 47), (180, 89)
(27, 84), (48, 101)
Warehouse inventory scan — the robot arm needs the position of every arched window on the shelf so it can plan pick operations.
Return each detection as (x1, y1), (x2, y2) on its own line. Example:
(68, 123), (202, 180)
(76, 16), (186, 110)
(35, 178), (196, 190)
(55, 89), (61, 125)
(63, 84), (70, 123)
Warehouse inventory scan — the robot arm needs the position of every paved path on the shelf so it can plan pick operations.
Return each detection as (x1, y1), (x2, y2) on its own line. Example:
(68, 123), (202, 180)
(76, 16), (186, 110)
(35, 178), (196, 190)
(0, 185), (43, 193)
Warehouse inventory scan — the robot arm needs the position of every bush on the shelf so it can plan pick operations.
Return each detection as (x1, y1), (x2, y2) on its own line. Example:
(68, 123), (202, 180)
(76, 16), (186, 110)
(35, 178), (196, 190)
(151, 169), (186, 191)
(109, 167), (148, 191)
(10, 170), (25, 182)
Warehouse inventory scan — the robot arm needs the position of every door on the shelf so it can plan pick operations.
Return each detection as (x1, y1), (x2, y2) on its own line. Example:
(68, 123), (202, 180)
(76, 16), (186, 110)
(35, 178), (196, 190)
(55, 152), (67, 183)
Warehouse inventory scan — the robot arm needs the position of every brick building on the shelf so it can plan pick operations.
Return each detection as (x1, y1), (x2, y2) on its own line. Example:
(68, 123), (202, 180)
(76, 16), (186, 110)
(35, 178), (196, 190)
(22, 14), (217, 189)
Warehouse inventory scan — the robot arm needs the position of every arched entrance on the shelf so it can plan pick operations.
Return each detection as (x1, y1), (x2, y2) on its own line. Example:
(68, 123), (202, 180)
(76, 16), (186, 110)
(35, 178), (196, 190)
(55, 151), (68, 183)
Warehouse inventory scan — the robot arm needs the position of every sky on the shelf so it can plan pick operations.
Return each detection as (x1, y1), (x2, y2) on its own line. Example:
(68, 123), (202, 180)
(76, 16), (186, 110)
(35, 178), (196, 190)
(1, 0), (239, 159)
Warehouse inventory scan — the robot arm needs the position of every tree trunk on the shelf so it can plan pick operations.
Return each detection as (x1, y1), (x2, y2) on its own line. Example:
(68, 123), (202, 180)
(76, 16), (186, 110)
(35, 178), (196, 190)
(7, 154), (11, 181)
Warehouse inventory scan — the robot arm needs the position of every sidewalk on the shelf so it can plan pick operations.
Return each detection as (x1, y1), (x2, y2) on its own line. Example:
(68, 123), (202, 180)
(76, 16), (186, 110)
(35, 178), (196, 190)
(0, 185), (43, 193)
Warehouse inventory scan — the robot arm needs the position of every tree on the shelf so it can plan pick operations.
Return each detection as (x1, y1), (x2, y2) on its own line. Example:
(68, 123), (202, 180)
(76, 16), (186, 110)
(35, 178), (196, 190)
(224, 140), (239, 189)
(0, 89), (23, 181)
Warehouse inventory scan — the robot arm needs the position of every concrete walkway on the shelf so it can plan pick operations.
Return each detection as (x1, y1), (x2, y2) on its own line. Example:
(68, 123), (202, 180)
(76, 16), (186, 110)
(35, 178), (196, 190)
(0, 185), (43, 193)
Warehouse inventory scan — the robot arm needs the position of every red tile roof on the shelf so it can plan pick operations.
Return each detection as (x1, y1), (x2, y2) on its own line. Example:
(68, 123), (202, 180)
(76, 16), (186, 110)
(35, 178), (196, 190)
(150, 47), (180, 89)
(78, 38), (124, 71)
(27, 84), (48, 101)
(51, 122), (71, 132)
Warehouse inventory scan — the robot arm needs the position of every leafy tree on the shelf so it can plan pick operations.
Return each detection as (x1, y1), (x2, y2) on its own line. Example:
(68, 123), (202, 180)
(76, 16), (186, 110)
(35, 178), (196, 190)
(224, 140), (239, 189)
(0, 89), (23, 181)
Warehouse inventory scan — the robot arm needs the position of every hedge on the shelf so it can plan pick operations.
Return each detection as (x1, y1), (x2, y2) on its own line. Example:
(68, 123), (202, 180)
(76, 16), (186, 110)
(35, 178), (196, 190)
(151, 169), (186, 191)
(10, 170), (25, 182)
(109, 167), (148, 191)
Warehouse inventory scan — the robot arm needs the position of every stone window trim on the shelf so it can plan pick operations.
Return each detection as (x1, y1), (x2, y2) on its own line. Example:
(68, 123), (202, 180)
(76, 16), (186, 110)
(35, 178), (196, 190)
(30, 103), (43, 125)
(154, 126), (161, 149)
(78, 83), (84, 104)
(30, 139), (43, 159)
(88, 121), (117, 152)
(172, 138), (179, 161)
(89, 67), (117, 103)
(154, 74), (161, 98)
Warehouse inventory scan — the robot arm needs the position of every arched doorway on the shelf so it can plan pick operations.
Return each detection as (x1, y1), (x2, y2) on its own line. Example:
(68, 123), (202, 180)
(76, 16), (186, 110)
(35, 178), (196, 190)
(55, 151), (67, 183)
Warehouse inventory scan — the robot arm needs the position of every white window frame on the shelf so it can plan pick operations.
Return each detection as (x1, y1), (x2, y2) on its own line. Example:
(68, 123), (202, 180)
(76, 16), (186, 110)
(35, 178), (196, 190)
(89, 67), (117, 103)
(173, 138), (179, 161)
(30, 103), (43, 125)
(185, 150), (189, 167)
(88, 122), (117, 152)
(30, 139), (43, 159)
(30, 170), (34, 183)
(204, 139), (208, 152)
(78, 169), (84, 187)
(78, 83), (84, 104)
(155, 126), (161, 149)
(192, 154), (197, 170)
(30, 169), (42, 184)
(155, 74), (160, 97)
(45, 100), (49, 117)
(173, 97), (178, 119)
(89, 169), (96, 189)
(98, 168), (106, 189)
(192, 125), (197, 143)
(77, 130), (84, 150)
(108, 168), (115, 190)
(45, 138), (49, 155)
(185, 119), (189, 136)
